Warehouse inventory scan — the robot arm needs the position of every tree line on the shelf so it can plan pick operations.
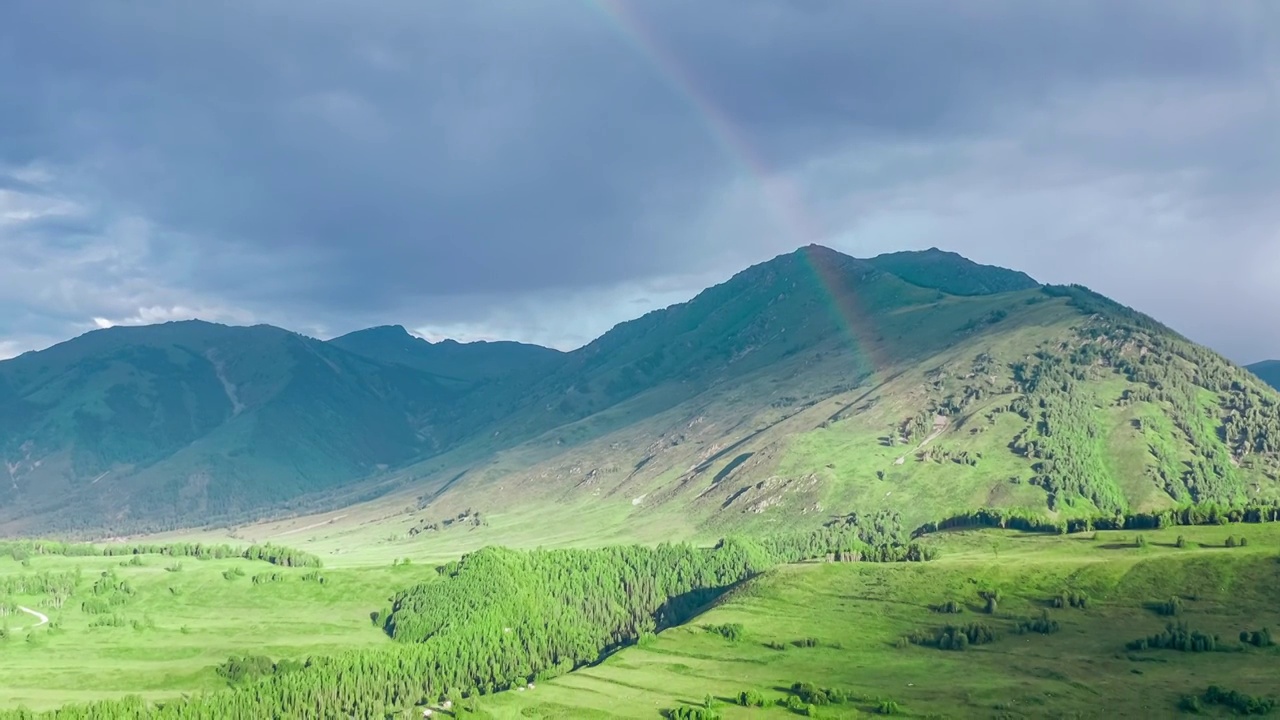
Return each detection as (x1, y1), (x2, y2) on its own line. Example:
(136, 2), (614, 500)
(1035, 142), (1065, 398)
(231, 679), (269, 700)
(1, 540), (320, 568)
(913, 500), (1280, 538)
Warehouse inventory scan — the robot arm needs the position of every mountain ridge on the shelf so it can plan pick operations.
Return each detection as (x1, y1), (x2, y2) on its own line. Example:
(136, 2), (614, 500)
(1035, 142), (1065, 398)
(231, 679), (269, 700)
(328, 324), (563, 387)
(1248, 360), (1280, 391)
(2, 245), (1278, 538)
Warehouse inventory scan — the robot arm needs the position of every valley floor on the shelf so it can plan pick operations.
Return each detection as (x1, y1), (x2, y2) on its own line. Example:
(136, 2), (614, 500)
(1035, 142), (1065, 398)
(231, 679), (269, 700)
(0, 554), (405, 709)
(2, 524), (1278, 718)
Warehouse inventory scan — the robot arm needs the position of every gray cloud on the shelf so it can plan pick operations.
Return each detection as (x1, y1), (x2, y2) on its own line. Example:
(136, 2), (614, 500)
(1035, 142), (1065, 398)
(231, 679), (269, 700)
(0, 0), (1277, 360)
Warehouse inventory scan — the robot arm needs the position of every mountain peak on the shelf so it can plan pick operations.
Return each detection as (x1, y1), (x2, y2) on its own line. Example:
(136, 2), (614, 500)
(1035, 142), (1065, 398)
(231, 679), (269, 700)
(865, 247), (1040, 296)
(328, 325), (561, 384)
(357, 324), (416, 340)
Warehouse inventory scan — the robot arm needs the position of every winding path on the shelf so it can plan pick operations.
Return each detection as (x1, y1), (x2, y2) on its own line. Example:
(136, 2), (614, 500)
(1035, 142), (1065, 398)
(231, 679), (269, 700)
(17, 606), (48, 628)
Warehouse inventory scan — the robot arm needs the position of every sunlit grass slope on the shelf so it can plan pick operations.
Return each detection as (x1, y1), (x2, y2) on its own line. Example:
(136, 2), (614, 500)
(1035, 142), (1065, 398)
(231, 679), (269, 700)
(487, 524), (1280, 719)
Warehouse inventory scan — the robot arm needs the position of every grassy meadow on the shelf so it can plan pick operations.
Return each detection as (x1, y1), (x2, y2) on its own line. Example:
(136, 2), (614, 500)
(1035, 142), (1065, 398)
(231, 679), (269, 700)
(2, 522), (1279, 717)
(484, 524), (1280, 719)
(0, 551), (410, 710)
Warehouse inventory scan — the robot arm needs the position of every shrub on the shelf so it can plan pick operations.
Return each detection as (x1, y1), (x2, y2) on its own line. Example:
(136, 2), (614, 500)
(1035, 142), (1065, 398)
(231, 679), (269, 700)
(788, 682), (852, 706)
(1175, 535), (1187, 548)
(1128, 622), (1221, 653)
(1239, 628), (1274, 648)
(737, 689), (766, 707)
(1052, 591), (1089, 609)
(666, 706), (720, 720)
(906, 623), (996, 650)
(1154, 597), (1183, 616)
(1226, 536), (1238, 548)
(876, 699), (903, 715)
(705, 623), (744, 642)
(1017, 611), (1060, 635)
(1196, 685), (1277, 715)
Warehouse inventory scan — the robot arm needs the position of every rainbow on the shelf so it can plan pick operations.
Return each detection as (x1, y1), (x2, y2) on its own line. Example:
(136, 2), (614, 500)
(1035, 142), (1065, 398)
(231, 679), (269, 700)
(589, 0), (887, 376)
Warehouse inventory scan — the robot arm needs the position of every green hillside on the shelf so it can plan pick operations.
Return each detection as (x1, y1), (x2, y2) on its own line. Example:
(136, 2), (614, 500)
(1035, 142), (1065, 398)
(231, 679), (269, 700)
(1248, 360), (1280, 391)
(3, 246), (1280, 542)
(320, 260), (1280, 553)
(0, 322), (466, 534)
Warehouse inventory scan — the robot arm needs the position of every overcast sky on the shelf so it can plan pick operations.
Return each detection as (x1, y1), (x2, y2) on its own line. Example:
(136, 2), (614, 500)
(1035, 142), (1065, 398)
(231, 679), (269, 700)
(1, 1), (1278, 362)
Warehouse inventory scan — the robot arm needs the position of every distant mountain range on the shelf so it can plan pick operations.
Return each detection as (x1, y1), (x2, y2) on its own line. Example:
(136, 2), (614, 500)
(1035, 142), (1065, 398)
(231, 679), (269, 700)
(3, 245), (1279, 537)
(1248, 360), (1280, 391)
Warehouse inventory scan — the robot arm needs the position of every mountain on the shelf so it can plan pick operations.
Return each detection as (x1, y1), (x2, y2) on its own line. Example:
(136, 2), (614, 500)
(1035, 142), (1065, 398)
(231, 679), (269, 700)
(0, 321), (473, 533)
(1248, 360), (1280, 390)
(3, 245), (1279, 538)
(865, 247), (1040, 296)
(380, 247), (1280, 541)
(327, 325), (563, 388)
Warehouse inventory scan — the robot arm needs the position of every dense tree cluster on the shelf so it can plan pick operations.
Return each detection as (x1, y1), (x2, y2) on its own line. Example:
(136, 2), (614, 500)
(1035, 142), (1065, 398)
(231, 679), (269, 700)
(903, 622), (996, 650)
(1052, 591), (1089, 610)
(665, 707), (720, 720)
(214, 656), (305, 685)
(1044, 284), (1280, 502)
(1010, 351), (1125, 513)
(1180, 686), (1277, 715)
(1239, 628), (1274, 648)
(931, 600), (963, 614)
(704, 623), (743, 642)
(914, 500), (1280, 538)
(0, 540), (320, 568)
(1016, 611), (1060, 635)
(0, 569), (78, 598)
(1127, 622), (1221, 652)
(1153, 597), (1183, 617)
(749, 510), (935, 563)
(787, 682), (853, 706)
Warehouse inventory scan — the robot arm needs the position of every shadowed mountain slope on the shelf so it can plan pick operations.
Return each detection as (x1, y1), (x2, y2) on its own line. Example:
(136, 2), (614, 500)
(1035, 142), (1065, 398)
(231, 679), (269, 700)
(1248, 360), (1280, 391)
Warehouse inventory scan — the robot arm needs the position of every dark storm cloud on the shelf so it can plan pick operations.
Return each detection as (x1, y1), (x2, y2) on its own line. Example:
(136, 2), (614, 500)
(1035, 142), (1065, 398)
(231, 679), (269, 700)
(0, 1), (1277, 358)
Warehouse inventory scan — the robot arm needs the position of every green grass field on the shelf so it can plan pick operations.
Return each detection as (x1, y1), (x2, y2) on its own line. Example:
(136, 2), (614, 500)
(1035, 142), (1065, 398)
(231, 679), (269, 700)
(483, 524), (1280, 719)
(0, 552), (410, 709)
(3, 523), (1279, 717)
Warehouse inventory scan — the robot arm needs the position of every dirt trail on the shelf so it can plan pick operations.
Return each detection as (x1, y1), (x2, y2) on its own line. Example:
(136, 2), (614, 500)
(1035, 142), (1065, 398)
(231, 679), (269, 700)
(271, 514), (347, 538)
(894, 414), (949, 465)
(16, 606), (49, 628)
